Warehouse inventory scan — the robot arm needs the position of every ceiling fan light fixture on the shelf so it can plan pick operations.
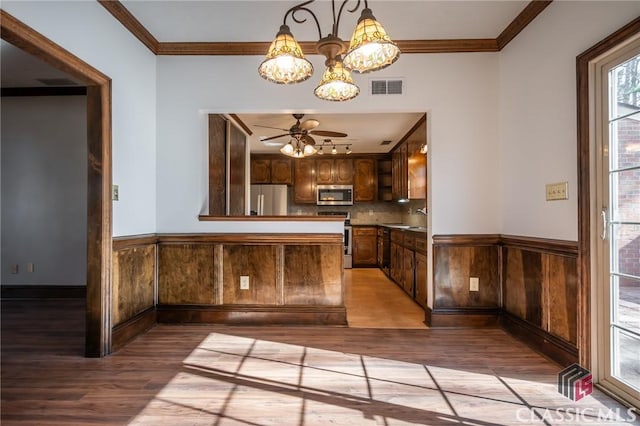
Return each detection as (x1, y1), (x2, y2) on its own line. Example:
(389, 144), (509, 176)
(280, 141), (295, 155)
(342, 8), (400, 73)
(314, 60), (360, 102)
(317, 146), (324, 155)
(346, 145), (352, 154)
(303, 143), (317, 155)
(331, 145), (337, 155)
(259, 25), (313, 84)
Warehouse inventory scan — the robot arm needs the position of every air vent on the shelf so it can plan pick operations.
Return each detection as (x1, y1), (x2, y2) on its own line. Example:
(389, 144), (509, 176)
(380, 140), (393, 146)
(36, 78), (78, 86)
(370, 78), (404, 95)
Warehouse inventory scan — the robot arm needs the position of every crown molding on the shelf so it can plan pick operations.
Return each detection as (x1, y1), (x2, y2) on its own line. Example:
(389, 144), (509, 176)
(99, 0), (552, 56)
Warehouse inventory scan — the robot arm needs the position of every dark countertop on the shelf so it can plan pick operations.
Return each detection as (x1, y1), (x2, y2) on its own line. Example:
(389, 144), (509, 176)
(350, 223), (427, 234)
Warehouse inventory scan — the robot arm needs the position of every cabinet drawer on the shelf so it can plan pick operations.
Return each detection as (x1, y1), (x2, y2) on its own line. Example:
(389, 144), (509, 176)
(414, 237), (427, 254)
(403, 233), (415, 250)
(353, 226), (377, 236)
(390, 230), (403, 244)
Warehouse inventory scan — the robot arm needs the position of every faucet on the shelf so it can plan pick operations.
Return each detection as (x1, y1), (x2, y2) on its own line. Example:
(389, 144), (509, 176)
(415, 207), (427, 215)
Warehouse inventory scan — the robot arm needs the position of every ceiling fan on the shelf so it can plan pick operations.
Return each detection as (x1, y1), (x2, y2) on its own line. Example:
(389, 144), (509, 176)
(256, 113), (347, 146)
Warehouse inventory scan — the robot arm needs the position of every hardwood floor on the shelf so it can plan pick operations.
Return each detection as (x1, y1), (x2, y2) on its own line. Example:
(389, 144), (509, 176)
(344, 268), (426, 328)
(2, 271), (636, 425)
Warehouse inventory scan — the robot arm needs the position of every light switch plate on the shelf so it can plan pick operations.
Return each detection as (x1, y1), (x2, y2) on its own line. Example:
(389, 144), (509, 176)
(545, 182), (568, 201)
(112, 184), (119, 201)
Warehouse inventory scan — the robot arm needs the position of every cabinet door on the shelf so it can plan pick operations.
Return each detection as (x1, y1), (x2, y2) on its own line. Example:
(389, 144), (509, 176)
(415, 252), (427, 309)
(353, 227), (377, 266)
(316, 159), (334, 184)
(403, 247), (414, 297)
(377, 237), (383, 267)
(391, 148), (403, 201)
(250, 158), (271, 184)
(354, 158), (376, 202)
(294, 159), (316, 203)
(390, 242), (402, 285)
(334, 159), (353, 184)
(271, 158), (292, 184)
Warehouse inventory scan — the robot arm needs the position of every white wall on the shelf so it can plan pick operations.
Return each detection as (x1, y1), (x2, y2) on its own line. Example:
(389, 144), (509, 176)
(156, 53), (500, 234)
(499, 1), (640, 241)
(2, 1), (157, 237)
(1, 96), (86, 285)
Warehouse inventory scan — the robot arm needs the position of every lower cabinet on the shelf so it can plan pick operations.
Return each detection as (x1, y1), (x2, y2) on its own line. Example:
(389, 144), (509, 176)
(403, 248), (415, 297)
(387, 228), (428, 309)
(414, 252), (427, 308)
(353, 226), (378, 267)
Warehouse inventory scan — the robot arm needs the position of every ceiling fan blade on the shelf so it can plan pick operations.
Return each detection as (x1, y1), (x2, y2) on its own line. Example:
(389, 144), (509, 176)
(299, 119), (319, 130)
(254, 124), (290, 132)
(310, 130), (348, 138)
(302, 134), (316, 145)
(259, 133), (289, 142)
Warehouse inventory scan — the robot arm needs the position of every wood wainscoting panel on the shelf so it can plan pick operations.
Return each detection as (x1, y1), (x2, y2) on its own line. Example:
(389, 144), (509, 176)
(222, 245), (278, 304)
(283, 244), (343, 306)
(433, 245), (500, 309)
(112, 244), (155, 326)
(158, 244), (215, 304)
(545, 254), (578, 345)
(503, 248), (543, 327)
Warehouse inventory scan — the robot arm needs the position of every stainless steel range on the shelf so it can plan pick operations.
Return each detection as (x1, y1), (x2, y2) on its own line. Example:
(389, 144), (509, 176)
(317, 211), (352, 269)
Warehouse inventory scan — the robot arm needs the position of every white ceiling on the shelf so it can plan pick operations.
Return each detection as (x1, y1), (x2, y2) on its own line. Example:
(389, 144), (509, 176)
(121, 1), (526, 42)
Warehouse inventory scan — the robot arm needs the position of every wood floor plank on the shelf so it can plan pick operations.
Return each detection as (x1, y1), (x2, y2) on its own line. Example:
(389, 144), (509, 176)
(1, 271), (635, 425)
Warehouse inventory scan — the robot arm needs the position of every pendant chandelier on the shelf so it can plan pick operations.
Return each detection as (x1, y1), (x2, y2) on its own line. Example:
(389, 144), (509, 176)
(258, 0), (400, 102)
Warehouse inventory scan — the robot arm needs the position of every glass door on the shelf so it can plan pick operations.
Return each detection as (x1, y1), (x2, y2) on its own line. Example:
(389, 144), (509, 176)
(597, 46), (640, 406)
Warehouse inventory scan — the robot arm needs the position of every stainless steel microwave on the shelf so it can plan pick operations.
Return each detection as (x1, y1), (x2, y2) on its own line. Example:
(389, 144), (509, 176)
(317, 185), (354, 206)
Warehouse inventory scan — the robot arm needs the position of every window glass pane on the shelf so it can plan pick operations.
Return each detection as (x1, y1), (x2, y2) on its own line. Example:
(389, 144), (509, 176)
(610, 54), (640, 120)
(612, 275), (640, 334)
(610, 112), (640, 171)
(611, 224), (640, 277)
(610, 168), (640, 222)
(611, 328), (640, 389)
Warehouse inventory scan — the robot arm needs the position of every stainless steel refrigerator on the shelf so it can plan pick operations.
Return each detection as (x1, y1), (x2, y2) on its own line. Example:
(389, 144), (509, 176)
(250, 185), (288, 216)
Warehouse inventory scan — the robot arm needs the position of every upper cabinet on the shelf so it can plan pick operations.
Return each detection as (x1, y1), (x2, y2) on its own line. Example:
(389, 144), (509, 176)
(294, 159), (316, 204)
(392, 115), (427, 201)
(316, 159), (353, 185)
(250, 155), (292, 185)
(353, 158), (377, 202)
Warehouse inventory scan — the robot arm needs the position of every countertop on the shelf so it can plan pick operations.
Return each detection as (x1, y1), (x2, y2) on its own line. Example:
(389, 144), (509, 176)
(350, 223), (427, 233)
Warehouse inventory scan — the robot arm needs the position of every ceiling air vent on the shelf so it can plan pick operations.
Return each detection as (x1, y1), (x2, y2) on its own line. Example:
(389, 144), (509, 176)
(380, 140), (393, 146)
(370, 78), (404, 96)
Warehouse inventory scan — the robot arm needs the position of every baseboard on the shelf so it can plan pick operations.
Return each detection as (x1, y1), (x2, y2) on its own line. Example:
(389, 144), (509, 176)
(156, 305), (348, 326)
(425, 307), (501, 328)
(500, 311), (578, 366)
(111, 307), (156, 352)
(1, 285), (86, 299)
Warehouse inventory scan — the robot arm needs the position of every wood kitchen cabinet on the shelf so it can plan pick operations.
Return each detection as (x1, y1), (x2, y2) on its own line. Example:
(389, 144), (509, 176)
(352, 226), (378, 267)
(392, 144), (408, 201)
(316, 159), (353, 185)
(414, 252), (428, 309)
(353, 158), (377, 202)
(250, 155), (292, 185)
(392, 115), (427, 201)
(403, 247), (415, 297)
(294, 159), (316, 203)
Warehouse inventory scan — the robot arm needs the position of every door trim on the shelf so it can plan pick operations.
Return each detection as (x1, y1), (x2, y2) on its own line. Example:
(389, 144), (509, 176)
(1, 10), (113, 357)
(577, 16), (640, 370)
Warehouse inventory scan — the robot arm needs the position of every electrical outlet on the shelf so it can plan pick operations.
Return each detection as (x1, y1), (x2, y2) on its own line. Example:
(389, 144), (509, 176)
(26, 263), (35, 273)
(369, 209), (374, 216)
(469, 277), (479, 292)
(240, 276), (250, 290)
(11, 264), (18, 274)
(112, 184), (119, 201)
